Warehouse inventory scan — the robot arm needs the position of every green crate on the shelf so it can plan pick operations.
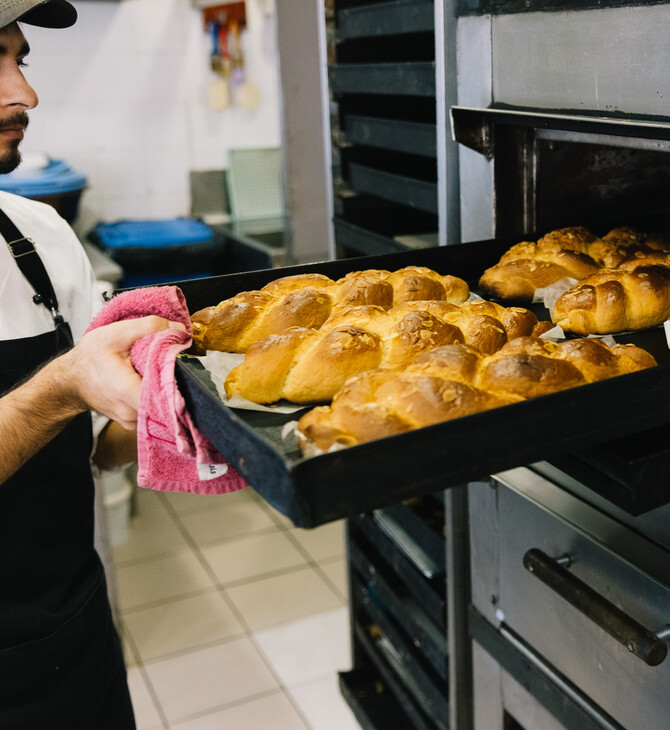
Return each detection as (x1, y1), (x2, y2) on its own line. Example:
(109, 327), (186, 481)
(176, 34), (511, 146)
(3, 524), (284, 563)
(227, 147), (285, 234)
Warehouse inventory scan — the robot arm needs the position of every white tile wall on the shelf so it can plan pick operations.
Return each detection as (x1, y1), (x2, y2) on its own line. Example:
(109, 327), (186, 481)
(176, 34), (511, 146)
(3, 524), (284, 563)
(19, 0), (282, 238)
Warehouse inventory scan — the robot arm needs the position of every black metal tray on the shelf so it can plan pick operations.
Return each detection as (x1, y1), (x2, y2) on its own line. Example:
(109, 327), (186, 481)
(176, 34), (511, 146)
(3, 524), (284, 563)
(174, 240), (670, 526)
(329, 62), (436, 98)
(336, 0), (434, 42)
(343, 115), (437, 158)
(348, 163), (438, 214)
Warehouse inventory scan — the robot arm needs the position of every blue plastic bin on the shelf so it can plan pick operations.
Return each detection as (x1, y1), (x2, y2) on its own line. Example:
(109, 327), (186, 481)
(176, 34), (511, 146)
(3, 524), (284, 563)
(88, 218), (224, 287)
(0, 158), (87, 222)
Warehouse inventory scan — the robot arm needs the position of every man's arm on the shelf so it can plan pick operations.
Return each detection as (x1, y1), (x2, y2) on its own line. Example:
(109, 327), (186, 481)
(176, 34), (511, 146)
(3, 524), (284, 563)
(0, 316), (182, 484)
(0, 356), (85, 483)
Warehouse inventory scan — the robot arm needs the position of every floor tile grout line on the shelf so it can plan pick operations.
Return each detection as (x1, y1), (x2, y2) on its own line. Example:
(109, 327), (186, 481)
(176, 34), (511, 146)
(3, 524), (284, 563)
(118, 622), (142, 669)
(118, 587), (221, 615)
(122, 604), (351, 674)
(161, 511), (347, 611)
(118, 493), (270, 729)
(161, 687), (294, 729)
(156, 492), (348, 623)
(150, 494), (257, 637)
(281, 528), (349, 604)
(123, 628), (171, 730)
(112, 524), (284, 569)
(154, 492), (324, 729)
(214, 562), (326, 590)
(119, 511), (284, 728)
(123, 609), (351, 729)
(118, 492), (347, 729)
(123, 630), (257, 668)
(117, 557), (343, 618)
(239, 633), (316, 730)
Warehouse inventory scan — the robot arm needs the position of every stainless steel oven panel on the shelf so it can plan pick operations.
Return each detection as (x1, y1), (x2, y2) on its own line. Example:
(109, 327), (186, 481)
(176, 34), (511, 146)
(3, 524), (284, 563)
(492, 470), (670, 730)
(468, 479), (500, 626)
(491, 5), (670, 117)
(472, 641), (570, 730)
(455, 16), (495, 242)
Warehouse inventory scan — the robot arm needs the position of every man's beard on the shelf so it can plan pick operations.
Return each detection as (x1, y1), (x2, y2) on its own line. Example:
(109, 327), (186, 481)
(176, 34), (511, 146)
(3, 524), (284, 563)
(0, 112), (29, 174)
(0, 146), (22, 175)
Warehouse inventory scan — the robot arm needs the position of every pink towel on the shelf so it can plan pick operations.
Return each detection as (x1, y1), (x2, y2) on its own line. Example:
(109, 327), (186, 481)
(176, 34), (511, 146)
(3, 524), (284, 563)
(86, 285), (247, 495)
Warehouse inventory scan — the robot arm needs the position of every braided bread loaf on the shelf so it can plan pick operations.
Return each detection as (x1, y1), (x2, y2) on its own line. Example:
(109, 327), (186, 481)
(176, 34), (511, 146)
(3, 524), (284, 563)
(224, 300), (552, 404)
(479, 226), (670, 302)
(552, 264), (670, 334)
(296, 337), (657, 452)
(190, 267), (470, 355)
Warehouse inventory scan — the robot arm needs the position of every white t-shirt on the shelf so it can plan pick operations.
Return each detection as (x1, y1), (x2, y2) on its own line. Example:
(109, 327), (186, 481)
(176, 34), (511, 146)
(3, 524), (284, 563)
(0, 190), (102, 342)
(0, 191), (110, 455)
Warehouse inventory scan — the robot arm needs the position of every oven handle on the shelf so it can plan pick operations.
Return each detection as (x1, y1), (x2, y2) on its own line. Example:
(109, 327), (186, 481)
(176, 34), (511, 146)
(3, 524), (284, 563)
(523, 548), (668, 667)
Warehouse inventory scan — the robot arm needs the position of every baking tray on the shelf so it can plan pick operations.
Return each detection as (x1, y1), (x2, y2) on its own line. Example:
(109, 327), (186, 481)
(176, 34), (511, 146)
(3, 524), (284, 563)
(173, 240), (670, 526)
(343, 115), (437, 158)
(336, 0), (434, 42)
(348, 163), (438, 214)
(329, 62), (436, 97)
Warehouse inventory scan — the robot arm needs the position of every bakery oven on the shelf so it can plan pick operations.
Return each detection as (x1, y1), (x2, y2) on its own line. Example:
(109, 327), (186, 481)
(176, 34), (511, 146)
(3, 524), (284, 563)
(452, 106), (670, 241)
(450, 3), (670, 729)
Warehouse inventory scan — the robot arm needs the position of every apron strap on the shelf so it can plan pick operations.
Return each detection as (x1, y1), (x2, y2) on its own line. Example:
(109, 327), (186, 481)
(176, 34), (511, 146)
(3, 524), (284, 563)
(1, 207), (73, 348)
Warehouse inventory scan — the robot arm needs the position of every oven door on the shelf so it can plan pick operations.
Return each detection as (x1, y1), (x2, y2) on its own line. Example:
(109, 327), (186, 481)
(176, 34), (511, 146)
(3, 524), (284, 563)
(469, 468), (670, 730)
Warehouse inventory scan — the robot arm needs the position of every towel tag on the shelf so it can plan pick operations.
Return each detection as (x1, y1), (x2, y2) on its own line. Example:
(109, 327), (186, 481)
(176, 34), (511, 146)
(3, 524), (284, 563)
(197, 462), (229, 481)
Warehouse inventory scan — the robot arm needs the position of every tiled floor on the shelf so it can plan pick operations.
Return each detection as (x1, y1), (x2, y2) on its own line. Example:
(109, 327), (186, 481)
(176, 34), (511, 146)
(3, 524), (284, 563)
(110, 485), (362, 730)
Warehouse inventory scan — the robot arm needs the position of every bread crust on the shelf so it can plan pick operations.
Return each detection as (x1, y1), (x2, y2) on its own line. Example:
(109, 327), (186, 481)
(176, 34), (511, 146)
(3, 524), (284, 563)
(552, 265), (670, 334)
(224, 299), (547, 404)
(479, 226), (670, 304)
(190, 266), (470, 355)
(296, 336), (656, 451)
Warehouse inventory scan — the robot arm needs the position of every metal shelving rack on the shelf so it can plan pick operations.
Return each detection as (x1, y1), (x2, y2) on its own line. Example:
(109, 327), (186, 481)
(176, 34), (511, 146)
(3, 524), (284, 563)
(327, 0), (442, 258)
(327, 2), (470, 728)
(339, 495), (451, 729)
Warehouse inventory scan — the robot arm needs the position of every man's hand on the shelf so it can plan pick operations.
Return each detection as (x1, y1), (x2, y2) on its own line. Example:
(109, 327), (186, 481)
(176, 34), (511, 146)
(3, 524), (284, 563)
(0, 316), (185, 484)
(57, 316), (186, 430)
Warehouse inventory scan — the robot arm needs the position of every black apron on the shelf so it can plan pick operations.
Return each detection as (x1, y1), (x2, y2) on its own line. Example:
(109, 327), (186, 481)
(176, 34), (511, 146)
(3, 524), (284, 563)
(0, 219), (135, 728)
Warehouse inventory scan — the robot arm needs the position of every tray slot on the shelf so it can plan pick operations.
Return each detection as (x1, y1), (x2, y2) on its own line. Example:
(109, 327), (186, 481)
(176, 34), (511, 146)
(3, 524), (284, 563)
(334, 219), (437, 256)
(333, 197), (438, 256)
(372, 504), (445, 580)
(350, 514), (447, 631)
(335, 94), (438, 124)
(339, 667), (429, 730)
(334, 217), (413, 256)
(336, 0), (434, 41)
(357, 583), (450, 726)
(343, 115), (437, 157)
(353, 610), (449, 729)
(350, 538), (449, 681)
(348, 162), (438, 213)
(329, 62), (436, 97)
(333, 201), (438, 246)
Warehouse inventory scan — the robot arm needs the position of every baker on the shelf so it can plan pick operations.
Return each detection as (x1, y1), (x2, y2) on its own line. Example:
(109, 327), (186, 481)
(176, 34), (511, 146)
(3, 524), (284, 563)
(0, 2), (180, 727)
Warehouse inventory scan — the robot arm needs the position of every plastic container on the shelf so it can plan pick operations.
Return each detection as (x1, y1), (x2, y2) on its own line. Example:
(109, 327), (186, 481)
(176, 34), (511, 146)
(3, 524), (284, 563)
(88, 217), (224, 287)
(99, 471), (133, 548)
(0, 156), (87, 222)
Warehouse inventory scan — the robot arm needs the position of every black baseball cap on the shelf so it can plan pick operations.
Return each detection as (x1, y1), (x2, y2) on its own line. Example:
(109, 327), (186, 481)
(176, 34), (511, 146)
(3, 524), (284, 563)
(1, 0), (77, 29)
